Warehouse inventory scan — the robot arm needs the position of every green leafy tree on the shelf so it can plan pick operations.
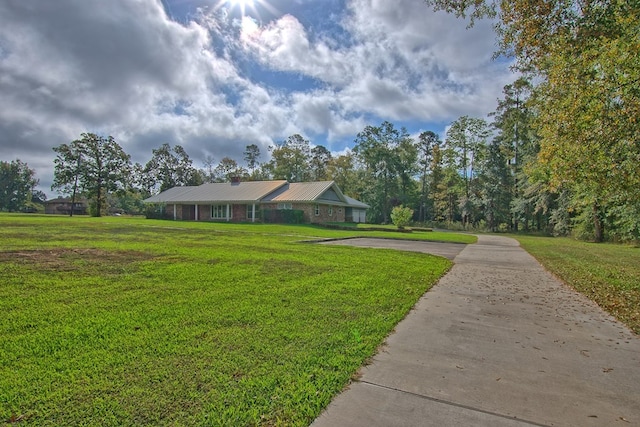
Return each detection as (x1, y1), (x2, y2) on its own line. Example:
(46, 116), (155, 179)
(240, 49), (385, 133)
(353, 121), (409, 223)
(0, 159), (38, 212)
(416, 131), (441, 222)
(475, 140), (512, 232)
(491, 78), (538, 231)
(390, 205), (414, 229)
(269, 134), (311, 182)
(445, 116), (490, 227)
(394, 135), (418, 207)
(433, 143), (463, 224)
(142, 143), (202, 194)
(327, 152), (356, 194)
(243, 144), (261, 178)
(52, 133), (131, 217)
(214, 157), (247, 182)
(425, 0), (640, 241)
(310, 145), (332, 181)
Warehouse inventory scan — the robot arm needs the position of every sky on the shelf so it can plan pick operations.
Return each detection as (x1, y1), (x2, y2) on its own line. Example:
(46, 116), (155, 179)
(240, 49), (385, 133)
(0, 0), (515, 197)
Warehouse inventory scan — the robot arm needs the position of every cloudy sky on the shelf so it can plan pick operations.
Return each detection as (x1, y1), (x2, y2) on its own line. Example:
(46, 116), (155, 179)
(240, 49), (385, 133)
(0, 0), (515, 196)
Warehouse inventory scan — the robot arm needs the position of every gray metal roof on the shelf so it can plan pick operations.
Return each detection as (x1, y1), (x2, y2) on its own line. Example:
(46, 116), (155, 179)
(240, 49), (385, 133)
(263, 181), (344, 203)
(143, 180), (369, 208)
(144, 181), (287, 203)
(344, 195), (370, 209)
(143, 186), (199, 203)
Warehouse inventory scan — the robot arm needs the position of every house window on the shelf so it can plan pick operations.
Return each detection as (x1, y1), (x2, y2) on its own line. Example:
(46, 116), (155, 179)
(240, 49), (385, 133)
(246, 205), (257, 220)
(211, 204), (229, 219)
(328, 206), (333, 216)
(277, 203), (292, 210)
(314, 204), (320, 216)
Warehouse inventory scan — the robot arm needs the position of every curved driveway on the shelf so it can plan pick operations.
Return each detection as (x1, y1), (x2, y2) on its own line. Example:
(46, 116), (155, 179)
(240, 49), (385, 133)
(318, 237), (467, 260)
(313, 235), (640, 426)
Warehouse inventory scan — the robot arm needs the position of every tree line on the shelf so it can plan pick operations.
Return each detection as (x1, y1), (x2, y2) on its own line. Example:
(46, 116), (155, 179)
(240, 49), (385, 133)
(419, 0), (639, 244)
(0, 74), (634, 244)
(2, 1), (638, 242)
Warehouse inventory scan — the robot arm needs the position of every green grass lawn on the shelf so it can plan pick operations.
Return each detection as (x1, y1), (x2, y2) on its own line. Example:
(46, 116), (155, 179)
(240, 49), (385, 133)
(0, 215), (466, 426)
(513, 235), (640, 335)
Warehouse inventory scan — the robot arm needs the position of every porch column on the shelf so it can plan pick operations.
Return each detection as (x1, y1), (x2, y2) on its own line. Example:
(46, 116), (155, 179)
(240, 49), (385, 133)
(195, 204), (199, 221)
(252, 204), (256, 223)
(226, 204), (230, 222)
(173, 204), (177, 220)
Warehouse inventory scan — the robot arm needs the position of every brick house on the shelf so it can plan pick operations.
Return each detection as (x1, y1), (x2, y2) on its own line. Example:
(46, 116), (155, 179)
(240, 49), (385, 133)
(143, 180), (368, 224)
(44, 197), (88, 215)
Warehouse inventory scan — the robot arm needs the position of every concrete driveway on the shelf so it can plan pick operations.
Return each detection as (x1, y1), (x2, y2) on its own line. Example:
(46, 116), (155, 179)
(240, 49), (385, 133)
(318, 237), (467, 260)
(312, 235), (640, 426)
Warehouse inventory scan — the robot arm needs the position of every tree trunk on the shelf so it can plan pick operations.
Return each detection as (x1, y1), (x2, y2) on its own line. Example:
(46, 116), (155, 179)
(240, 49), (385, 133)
(593, 202), (604, 242)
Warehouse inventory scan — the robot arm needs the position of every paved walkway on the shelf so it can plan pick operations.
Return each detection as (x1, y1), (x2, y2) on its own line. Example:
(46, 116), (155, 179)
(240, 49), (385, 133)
(311, 235), (640, 426)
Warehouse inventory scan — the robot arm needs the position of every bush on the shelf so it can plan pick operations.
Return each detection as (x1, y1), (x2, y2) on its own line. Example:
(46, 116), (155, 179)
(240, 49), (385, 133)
(390, 205), (414, 229)
(262, 209), (304, 224)
(145, 203), (171, 220)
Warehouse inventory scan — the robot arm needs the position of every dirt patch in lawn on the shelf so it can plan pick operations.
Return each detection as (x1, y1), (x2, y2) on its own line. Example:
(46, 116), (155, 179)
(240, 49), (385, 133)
(0, 248), (154, 273)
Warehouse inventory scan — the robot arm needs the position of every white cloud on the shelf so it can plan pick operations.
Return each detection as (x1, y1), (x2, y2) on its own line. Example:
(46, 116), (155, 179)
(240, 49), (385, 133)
(0, 0), (514, 196)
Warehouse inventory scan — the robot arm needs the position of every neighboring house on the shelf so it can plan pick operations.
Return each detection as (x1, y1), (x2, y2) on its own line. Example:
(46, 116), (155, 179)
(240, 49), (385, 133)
(143, 179), (369, 223)
(44, 197), (88, 215)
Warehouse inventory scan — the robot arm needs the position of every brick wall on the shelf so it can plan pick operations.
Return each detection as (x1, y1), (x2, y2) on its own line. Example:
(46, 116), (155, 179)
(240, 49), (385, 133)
(294, 203), (345, 223)
(165, 202), (346, 223)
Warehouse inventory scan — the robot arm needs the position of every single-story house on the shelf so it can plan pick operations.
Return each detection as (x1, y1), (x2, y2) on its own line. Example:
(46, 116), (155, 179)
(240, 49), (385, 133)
(143, 180), (369, 223)
(44, 197), (88, 215)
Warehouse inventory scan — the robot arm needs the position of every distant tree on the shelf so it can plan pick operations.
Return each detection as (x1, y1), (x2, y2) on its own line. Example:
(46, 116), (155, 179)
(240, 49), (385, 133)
(491, 78), (537, 231)
(394, 134), (418, 208)
(202, 155), (217, 183)
(0, 159), (38, 212)
(433, 143), (463, 224)
(416, 131), (441, 222)
(253, 162), (274, 181)
(107, 189), (146, 215)
(243, 144), (261, 177)
(31, 190), (47, 204)
(142, 143), (202, 193)
(214, 157), (247, 182)
(327, 152), (357, 195)
(445, 116), (490, 227)
(353, 121), (408, 223)
(425, 0), (640, 241)
(429, 144), (444, 221)
(310, 145), (332, 181)
(52, 133), (131, 217)
(269, 134), (311, 182)
(476, 140), (512, 232)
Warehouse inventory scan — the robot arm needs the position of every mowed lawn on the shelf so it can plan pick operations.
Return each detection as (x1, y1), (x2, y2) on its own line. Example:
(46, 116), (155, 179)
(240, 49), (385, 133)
(0, 215), (471, 426)
(514, 235), (640, 335)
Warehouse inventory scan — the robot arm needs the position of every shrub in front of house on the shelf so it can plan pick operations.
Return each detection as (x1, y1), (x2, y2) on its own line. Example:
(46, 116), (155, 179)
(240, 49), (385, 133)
(391, 205), (414, 229)
(262, 209), (304, 224)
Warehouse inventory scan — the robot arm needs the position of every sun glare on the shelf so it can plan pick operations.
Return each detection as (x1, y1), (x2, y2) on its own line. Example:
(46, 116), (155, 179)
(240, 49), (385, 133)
(227, 0), (254, 15)
(213, 0), (279, 19)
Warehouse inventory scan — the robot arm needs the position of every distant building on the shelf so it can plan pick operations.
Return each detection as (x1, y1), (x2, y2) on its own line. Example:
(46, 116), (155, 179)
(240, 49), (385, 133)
(144, 180), (369, 224)
(44, 197), (88, 215)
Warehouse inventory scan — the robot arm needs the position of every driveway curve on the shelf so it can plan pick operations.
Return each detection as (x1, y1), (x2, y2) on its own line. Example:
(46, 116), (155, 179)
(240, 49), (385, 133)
(312, 235), (640, 426)
(318, 237), (467, 260)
